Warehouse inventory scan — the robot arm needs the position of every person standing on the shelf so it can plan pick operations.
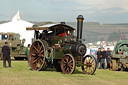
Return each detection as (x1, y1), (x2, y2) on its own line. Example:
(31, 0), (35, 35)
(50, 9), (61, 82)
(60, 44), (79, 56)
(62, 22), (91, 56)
(96, 48), (102, 68)
(106, 48), (111, 69)
(25, 44), (30, 63)
(2, 42), (11, 68)
(100, 48), (106, 69)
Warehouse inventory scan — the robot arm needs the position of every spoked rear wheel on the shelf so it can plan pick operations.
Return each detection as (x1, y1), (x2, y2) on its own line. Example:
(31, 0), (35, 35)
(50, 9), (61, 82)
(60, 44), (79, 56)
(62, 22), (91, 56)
(81, 55), (96, 75)
(61, 54), (75, 74)
(29, 40), (47, 71)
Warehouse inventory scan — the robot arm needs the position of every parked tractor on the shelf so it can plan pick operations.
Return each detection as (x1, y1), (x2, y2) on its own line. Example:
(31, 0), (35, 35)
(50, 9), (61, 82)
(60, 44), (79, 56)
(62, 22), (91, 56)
(110, 40), (128, 71)
(26, 15), (97, 74)
(0, 32), (27, 60)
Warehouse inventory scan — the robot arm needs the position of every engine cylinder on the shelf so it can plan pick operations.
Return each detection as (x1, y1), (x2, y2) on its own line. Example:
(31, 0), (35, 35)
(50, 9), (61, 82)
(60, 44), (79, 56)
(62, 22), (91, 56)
(71, 43), (87, 56)
(63, 43), (87, 56)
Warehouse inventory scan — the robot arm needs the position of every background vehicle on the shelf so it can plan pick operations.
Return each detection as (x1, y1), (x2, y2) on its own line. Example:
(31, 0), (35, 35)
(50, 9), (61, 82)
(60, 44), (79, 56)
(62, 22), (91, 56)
(110, 40), (128, 71)
(0, 32), (27, 60)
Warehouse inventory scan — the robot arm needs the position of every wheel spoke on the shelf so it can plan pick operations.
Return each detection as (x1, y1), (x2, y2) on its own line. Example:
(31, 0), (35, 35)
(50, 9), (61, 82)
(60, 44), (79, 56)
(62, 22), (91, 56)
(68, 64), (73, 69)
(87, 67), (90, 73)
(63, 63), (66, 66)
(85, 58), (87, 63)
(85, 67), (88, 72)
(89, 67), (91, 72)
(66, 67), (69, 72)
(37, 42), (40, 50)
(88, 69), (90, 73)
(89, 58), (91, 63)
(35, 62), (38, 67)
(63, 65), (67, 70)
(31, 53), (36, 56)
(33, 59), (38, 64)
(33, 46), (39, 52)
(39, 45), (43, 52)
(91, 63), (95, 66)
(40, 58), (44, 63)
(87, 57), (90, 63)
(91, 67), (95, 71)
(65, 56), (69, 62)
(38, 59), (42, 67)
(69, 60), (73, 63)
(68, 57), (71, 61)
(70, 63), (73, 66)
(90, 59), (94, 63)
(84, 66), (88, 70)
(33, 48), (37, 54)
(63, 60), (66, 64)
(38, 54), (44, 57)
(40, 50), (44, 53)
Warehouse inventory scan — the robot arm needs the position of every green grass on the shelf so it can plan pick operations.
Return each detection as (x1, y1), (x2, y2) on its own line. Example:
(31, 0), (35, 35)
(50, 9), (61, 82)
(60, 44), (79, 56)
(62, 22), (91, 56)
(0, 61), (128, 85)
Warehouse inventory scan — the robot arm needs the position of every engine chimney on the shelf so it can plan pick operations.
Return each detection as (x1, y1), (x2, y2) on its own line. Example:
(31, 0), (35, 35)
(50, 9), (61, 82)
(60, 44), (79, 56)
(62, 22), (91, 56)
(77, 15), (84, 43)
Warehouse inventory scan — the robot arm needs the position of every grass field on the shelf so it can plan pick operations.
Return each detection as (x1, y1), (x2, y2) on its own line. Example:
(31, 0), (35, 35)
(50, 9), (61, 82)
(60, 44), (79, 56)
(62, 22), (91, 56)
(0, 61), (128, 85)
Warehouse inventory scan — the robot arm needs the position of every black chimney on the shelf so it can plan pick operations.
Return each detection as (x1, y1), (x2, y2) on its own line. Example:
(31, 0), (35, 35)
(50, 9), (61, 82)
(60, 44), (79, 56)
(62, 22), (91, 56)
(60, 22), (65, 24)
(77, 15), (84, 43)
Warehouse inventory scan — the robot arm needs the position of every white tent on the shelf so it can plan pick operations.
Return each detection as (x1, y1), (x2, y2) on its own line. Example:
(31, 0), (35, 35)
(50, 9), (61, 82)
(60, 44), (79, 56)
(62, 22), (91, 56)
(0, 11), (34, 46)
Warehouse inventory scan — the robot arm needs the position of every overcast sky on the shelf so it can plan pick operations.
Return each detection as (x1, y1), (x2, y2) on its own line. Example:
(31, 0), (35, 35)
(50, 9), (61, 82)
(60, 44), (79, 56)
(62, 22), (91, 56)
(0, 0), (128, 24)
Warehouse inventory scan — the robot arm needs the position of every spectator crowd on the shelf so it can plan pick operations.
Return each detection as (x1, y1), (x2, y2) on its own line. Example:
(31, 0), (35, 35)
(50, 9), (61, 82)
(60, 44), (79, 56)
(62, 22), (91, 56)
(96, 48), (111, 69)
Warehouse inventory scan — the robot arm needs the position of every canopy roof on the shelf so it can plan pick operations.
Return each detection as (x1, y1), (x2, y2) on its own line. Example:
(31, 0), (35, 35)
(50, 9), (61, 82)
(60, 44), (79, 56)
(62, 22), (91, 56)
(26, 24), (75, 35)
(49, 24), (75, 35)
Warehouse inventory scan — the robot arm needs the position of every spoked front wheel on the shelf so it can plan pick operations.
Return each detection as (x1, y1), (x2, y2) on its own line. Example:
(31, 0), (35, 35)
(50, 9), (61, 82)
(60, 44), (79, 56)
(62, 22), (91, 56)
(81, 55), (96, 75)
(61, 54), (76, 74)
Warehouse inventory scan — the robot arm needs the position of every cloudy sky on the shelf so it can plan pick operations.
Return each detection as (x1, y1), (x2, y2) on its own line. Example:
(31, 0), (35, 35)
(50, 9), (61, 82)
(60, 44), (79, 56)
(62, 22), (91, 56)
(0, 0), (128, 23)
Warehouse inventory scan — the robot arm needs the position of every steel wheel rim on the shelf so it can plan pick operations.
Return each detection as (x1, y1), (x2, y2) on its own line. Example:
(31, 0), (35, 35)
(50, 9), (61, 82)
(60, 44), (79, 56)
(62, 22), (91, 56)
(81, 55), (96, 75)
(29, 40), (45, 71)
(61, 54), (75, 74)
(110, 60), (117, 71)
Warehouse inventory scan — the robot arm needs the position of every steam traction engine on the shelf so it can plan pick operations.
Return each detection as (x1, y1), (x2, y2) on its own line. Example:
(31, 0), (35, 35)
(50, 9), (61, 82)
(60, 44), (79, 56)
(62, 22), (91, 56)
(110, 40), (128, 71)
(26, 15), (96, 74)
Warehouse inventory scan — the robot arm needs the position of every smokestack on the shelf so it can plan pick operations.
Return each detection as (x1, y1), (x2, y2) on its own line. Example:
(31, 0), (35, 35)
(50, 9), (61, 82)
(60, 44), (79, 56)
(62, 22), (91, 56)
(60, 22), (65, 24)
(77, 15), (84, 43)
